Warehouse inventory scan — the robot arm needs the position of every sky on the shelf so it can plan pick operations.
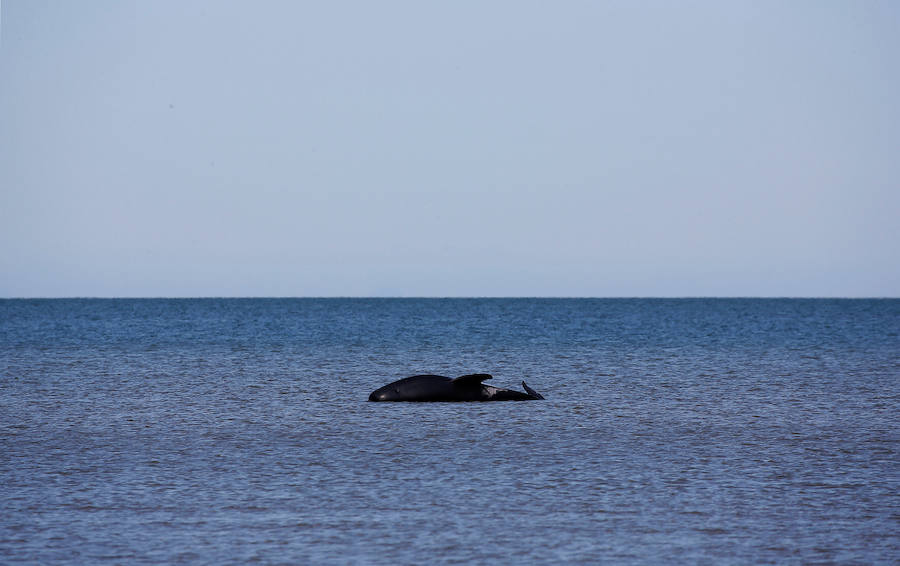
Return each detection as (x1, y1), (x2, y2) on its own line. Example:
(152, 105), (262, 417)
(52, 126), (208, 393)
(1, 1), (898, 297)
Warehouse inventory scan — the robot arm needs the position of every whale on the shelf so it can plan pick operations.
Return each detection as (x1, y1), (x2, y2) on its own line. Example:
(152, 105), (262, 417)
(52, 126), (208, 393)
(368, 373), (545, 402)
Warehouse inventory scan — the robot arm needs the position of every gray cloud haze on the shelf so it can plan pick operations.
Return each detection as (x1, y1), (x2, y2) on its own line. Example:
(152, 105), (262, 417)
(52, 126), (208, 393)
(2, 1), (898, 296)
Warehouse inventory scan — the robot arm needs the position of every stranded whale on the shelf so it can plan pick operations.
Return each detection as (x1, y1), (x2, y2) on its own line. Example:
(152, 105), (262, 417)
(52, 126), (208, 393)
(368, 373), (545, 402)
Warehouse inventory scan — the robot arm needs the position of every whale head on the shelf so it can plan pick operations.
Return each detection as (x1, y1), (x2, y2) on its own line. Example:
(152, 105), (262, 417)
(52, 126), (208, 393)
(368, 384), (401, 402)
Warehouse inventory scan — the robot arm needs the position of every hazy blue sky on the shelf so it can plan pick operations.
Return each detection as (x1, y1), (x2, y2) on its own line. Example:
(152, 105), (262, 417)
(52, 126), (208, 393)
(2, 1), (898, 297)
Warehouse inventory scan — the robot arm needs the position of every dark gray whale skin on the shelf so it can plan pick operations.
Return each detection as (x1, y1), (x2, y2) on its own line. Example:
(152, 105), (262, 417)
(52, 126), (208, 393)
(368, 373), (545, 402)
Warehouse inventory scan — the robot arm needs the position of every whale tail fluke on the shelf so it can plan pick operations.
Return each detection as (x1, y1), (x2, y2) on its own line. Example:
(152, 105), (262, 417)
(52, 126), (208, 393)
(522, 381), (545, 400)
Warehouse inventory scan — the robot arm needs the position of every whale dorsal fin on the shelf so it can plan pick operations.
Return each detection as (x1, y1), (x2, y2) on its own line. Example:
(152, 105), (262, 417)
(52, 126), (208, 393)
(452, 373), (493, 386)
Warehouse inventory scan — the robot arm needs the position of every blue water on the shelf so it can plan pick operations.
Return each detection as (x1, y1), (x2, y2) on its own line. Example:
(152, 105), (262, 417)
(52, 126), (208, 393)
(2, 298), (898, 564)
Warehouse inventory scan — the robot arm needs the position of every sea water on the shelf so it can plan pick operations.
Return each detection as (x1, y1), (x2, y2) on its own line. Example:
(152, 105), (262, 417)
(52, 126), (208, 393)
(1, 298), (898, 564)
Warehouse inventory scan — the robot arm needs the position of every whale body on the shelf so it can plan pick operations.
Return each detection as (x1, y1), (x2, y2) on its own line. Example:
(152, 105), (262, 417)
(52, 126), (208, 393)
(368, 373), (545, 402)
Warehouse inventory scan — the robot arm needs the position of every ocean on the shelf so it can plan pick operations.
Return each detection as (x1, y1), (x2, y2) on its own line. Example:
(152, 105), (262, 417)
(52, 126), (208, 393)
(1, 298), (897, 564)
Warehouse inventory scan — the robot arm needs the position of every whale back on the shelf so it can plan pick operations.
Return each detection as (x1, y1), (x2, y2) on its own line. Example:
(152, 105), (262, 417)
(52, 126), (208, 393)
(368, 373), (544, 402)
(368, 374), (452, 401)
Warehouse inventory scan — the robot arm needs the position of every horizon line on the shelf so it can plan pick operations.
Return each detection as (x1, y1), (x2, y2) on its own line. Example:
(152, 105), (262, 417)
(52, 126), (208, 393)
(2, 296), (898, 300)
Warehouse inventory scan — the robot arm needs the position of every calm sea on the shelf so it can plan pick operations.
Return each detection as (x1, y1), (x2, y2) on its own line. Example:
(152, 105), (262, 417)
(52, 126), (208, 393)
(1, 298), (898, 564)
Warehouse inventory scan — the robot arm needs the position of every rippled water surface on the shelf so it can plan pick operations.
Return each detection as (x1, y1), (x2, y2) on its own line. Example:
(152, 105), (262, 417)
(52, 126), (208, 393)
(2, 299), (898, 564)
